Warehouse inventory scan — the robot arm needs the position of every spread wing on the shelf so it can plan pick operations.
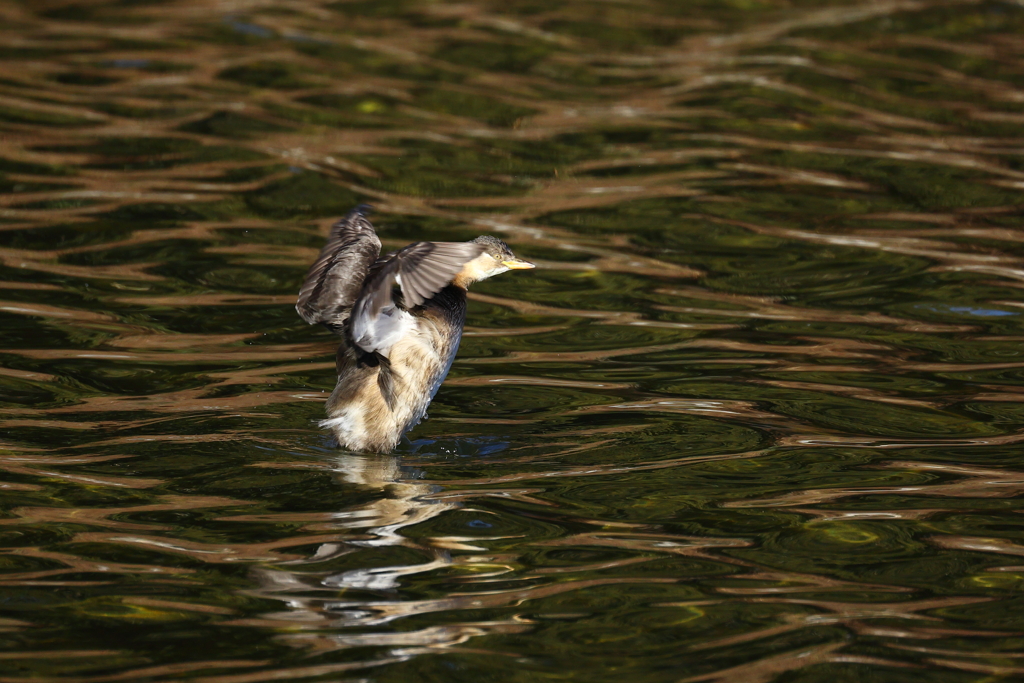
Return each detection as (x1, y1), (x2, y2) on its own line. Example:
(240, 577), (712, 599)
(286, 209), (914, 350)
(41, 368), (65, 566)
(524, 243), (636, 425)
(350, 241), (485, 355)
(296, 206), (382, 329)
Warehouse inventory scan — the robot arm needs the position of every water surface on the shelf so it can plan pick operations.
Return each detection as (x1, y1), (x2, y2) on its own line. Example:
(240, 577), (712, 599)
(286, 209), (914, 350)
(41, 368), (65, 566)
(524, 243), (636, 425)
(3, 0), (1024, 680)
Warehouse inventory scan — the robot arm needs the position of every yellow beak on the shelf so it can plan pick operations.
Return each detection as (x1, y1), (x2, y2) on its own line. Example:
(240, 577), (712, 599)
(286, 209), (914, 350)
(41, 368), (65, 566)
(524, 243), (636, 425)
(503, 259), (536, 270)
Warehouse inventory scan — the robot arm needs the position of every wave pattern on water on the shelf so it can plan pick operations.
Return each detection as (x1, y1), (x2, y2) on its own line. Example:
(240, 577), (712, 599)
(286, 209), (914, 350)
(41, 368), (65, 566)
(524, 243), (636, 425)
(3, 0), (1024, 680)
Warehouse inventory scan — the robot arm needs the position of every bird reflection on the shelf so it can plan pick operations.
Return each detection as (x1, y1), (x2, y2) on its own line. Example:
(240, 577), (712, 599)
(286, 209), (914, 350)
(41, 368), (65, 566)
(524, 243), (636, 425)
(319, 452), (454, 592)
(244, 449), (527, 659)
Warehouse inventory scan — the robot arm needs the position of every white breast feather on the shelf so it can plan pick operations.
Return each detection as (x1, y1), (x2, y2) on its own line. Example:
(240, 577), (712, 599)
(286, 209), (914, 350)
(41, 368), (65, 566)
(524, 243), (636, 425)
(352, 303), (415, 356)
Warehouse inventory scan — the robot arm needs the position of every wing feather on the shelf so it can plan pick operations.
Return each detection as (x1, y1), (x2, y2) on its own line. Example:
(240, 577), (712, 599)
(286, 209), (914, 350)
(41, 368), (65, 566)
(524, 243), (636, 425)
(351, 240), (485, 355)
(295, 206), (382, 329)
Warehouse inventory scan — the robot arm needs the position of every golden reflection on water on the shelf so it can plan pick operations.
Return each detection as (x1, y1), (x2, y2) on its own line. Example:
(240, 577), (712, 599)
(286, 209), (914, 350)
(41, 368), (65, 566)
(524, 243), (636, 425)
(4, 0), (1024, 680)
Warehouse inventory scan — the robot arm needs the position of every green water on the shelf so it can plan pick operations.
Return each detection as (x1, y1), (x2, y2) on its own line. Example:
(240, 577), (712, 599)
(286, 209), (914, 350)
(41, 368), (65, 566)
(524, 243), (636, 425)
(3, 0), (1024, 680)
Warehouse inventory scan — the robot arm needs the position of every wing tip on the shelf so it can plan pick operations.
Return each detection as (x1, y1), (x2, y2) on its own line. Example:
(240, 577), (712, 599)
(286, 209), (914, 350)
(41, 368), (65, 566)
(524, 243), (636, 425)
(331, 204), (375, 232)
(295, 302), (317, 325)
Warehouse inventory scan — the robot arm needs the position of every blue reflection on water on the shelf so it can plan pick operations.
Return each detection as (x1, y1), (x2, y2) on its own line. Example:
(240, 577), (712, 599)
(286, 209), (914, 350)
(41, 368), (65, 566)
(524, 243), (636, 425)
(223, 17), (274, 38)
(917, 304), (1018, 317)
(405, 436), (511, 457)
(105, 59), (150, 68)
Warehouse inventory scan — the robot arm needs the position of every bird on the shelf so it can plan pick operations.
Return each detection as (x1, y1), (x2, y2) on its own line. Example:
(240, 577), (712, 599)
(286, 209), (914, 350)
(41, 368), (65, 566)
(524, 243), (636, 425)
(296, 206), (535, 453)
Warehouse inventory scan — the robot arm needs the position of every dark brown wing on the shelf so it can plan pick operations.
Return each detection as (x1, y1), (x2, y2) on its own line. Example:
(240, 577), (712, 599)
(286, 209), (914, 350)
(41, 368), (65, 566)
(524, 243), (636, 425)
(360, 241), (485, 318)
(296, 206), (382, 328)
(350, 241), (485, 354)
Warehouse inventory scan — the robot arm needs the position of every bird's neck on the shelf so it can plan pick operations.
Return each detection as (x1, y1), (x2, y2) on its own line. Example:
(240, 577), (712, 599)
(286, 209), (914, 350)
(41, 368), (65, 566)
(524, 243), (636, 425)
(452, 253), (501, 289)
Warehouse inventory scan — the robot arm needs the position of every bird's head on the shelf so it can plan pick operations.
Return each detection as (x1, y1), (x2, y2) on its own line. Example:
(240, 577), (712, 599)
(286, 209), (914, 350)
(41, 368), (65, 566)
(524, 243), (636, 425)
(453, 236), (535, 287)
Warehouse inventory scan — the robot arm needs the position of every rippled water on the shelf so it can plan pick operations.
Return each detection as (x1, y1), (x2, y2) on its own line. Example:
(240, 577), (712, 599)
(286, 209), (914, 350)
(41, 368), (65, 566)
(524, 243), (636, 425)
(4, 0), (1024, 680)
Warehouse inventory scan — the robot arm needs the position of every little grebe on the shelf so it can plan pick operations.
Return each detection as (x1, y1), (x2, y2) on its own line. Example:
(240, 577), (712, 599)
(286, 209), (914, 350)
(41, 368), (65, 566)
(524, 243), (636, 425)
(296, 206), (535, 452)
